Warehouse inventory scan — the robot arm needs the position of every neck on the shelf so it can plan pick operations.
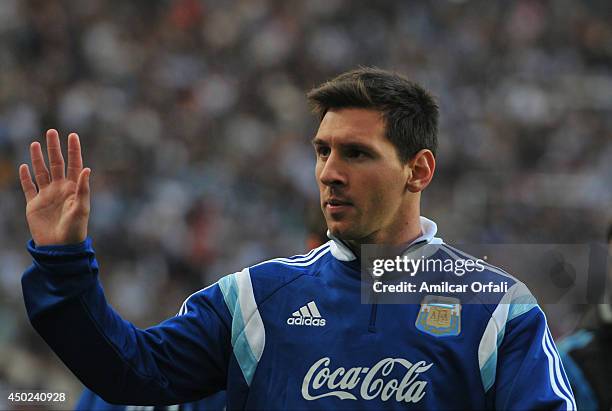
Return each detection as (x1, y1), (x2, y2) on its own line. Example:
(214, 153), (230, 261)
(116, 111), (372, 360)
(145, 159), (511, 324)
(345, 214), (423, 257)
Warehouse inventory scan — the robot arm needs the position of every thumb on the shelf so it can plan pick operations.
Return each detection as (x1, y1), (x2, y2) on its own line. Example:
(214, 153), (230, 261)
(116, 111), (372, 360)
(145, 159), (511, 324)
(76, 168), (91, 200)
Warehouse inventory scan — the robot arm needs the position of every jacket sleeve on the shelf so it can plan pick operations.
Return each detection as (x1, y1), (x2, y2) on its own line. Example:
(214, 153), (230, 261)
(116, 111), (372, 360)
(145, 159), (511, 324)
(74, 388), (123, 411)
(74, 387), (228, 411)
(480, 282), (577, 410)
(21, 238), (231, 406)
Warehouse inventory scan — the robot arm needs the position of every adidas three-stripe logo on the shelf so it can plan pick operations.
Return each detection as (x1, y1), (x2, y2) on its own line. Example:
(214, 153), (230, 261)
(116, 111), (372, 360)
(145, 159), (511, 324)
(287, 301), (326, 327)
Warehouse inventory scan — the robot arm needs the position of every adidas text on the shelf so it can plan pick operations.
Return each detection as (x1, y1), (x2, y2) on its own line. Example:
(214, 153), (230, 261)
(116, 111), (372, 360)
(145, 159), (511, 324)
(287, 301), (326, 327)
(287, 317), (326, 326)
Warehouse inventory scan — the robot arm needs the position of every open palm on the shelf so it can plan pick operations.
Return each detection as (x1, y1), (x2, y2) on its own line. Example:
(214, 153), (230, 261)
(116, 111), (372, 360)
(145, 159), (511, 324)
(19, 129), (91, 246)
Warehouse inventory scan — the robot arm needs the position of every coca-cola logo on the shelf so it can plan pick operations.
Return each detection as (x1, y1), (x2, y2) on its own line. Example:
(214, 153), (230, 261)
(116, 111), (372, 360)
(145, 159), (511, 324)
(301, 357), (432, 403)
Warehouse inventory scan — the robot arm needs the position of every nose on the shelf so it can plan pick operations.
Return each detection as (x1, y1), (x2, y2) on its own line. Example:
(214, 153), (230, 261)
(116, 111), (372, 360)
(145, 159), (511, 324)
(318, 151), (347, 187)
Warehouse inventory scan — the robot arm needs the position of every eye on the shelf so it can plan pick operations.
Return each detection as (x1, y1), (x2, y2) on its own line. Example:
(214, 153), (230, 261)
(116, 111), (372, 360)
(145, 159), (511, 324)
(346, 148), (367, 159)
(315, 146), (330, 158)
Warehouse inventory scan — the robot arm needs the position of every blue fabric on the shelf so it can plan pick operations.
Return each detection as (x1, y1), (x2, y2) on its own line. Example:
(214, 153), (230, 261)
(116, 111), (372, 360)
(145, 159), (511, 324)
(75, 388), (226, 410)
(22, 238), (575, 410)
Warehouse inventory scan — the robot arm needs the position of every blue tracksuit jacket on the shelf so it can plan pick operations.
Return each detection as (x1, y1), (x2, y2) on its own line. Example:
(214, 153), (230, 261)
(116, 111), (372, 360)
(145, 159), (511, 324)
(75, 388), (226, 410)
(22, 217), (575, 410)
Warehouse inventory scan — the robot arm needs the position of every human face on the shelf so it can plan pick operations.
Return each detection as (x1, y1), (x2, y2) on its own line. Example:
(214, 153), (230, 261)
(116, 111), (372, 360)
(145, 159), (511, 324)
(313, 108), (411, 244)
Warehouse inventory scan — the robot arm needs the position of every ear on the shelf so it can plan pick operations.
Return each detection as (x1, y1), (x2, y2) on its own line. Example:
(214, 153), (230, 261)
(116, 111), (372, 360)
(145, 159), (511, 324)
(405, 149), (435, 193)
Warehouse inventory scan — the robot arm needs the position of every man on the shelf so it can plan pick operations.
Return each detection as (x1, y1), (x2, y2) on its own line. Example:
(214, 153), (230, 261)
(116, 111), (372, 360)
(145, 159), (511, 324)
(20, 68), (575, 409)
(557, 224), (612, 410)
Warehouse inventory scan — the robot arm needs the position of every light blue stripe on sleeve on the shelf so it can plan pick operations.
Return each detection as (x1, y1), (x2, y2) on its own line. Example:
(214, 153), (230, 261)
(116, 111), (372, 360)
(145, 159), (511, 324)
(218, 270), (265, 386)
(480, 348), (498, 392)
(508, 294), (537, 322)
(478, 282), (539, 392)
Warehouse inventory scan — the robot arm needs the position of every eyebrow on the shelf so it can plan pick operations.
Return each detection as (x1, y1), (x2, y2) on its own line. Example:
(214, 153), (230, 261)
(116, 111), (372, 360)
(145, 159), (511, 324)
(311, 137), (325, 146)
(311, 137), (375, 153)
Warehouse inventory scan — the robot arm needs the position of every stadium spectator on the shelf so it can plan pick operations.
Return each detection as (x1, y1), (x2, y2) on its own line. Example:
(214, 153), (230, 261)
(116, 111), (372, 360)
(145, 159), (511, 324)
(557, 224), (612, 410)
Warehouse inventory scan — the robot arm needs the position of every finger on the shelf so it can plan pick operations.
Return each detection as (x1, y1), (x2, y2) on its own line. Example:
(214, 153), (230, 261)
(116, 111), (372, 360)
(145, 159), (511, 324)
(66, 133), (83, 183)
(46, 129), (65, 181)
(30, 142), (51, 189)
(76, 168), (91, 203)
(19, 164), (38, 203)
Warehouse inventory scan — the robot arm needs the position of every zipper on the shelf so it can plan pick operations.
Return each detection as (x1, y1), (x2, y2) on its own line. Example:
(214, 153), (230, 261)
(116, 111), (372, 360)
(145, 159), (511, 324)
(336, 237), (379, 333)
(368, 303), (378, 333)
(368, 287), (378, 333)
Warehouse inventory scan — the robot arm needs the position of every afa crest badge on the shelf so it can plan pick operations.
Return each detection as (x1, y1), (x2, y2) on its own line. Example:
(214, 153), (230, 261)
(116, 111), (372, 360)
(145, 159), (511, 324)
(416, 296), (461, 337)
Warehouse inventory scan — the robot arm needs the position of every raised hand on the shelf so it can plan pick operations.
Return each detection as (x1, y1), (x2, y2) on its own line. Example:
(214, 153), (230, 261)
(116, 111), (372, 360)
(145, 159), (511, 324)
(19, 129), (91, 246)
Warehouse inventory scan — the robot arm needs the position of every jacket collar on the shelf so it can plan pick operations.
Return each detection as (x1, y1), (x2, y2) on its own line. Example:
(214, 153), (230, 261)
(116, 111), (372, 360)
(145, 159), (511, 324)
(328, 216), (443, 262)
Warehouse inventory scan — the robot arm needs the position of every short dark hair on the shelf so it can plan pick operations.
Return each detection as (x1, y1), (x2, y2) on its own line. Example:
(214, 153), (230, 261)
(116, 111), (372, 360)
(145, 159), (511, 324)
(307, 67), (439, 163)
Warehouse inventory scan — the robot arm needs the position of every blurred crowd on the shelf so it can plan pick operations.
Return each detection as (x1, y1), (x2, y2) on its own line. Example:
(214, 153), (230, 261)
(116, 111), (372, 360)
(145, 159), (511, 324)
(0, 0), (610, 408)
